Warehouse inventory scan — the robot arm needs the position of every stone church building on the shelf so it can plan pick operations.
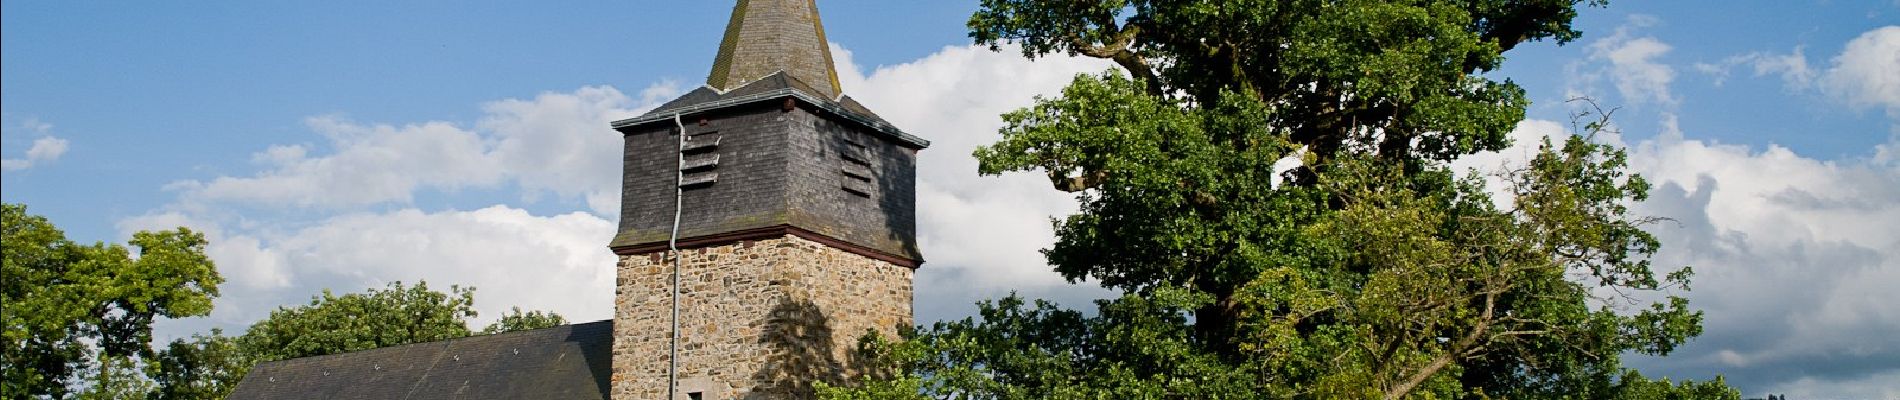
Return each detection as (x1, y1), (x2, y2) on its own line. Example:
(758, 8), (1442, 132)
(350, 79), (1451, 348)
(225, 1), (928, 398)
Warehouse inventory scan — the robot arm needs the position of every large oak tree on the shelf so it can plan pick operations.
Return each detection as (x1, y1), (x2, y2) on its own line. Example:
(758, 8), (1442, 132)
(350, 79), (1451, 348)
(823, 1), (1736, 398)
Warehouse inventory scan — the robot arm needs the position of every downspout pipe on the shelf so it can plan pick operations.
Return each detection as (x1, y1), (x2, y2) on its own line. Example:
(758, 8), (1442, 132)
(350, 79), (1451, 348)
(667, 113), (686, 400)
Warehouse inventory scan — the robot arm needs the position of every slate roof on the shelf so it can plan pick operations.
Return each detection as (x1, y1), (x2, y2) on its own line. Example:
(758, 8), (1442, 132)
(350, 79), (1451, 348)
(227, 321), (613, 400)
(613, 71), (928, 149)
(613, 0), (926, 149)
(707, 0), (843, 99)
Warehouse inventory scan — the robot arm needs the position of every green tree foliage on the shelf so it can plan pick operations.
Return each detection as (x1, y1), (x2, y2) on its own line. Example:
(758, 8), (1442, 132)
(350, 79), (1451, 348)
(74, 356), (153, 400)
(826, 0), (1738, 398)
(144, 281), (567, 399)
(2, 203), (221, 399)
(1603, 370), (1741, 400)
(144, 331), (245, 400)
(481, 307), (568, 334)
(236, 281), (476, 363)
(4, 203), (569, 399)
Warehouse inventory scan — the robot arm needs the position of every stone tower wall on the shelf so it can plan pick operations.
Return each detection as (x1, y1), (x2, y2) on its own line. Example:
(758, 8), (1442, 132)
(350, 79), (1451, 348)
(611, 234), (913, 400)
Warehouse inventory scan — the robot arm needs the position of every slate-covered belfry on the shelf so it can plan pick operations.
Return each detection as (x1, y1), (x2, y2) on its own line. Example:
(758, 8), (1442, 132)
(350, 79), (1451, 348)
(609, 0), (926, 397)
(224, 1), (925, 399)
(607, 66), (928, 265)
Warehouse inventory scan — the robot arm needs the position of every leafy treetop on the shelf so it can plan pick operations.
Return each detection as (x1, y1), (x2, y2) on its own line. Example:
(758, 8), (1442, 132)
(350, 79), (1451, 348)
(822, 0), (1736, 398)
(2, 203), (222, 399)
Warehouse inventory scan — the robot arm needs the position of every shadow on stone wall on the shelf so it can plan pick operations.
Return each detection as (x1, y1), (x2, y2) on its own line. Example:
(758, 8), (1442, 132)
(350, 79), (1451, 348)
(748, 297), (844, 399)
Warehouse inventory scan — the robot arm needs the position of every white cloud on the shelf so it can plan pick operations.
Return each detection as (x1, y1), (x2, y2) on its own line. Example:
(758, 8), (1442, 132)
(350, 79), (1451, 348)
(2, 117), (70, 171)
(169, 85), (672, 215)
(1456, 117), (1900, 397)
(173, 117), (504, 208)
(1766, 369), (1900, 400)
(1453, 118), (1570, 208)
(118, 211), (296, 298)
(1583, 16), (1678, 106)
(257, 206), (617, 327)
(1818, 26), (1900, 116)
(1697, 47), (1816, 89)
(482, 85), (662, 215)
(132, 85), (669, 339)
(24, 136), (69, 162)
(139, 205), (617, 336)
(1703, 26), (1900, 120)
(834, 43), (1113, 297)
(1453, 112), (1900, 397)
(1876, 128), (1900, 168)
(1620, 131), (1900, 397)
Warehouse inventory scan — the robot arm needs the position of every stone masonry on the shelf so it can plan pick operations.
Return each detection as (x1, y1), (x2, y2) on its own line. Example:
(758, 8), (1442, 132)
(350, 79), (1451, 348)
(611, 235), (913, 399)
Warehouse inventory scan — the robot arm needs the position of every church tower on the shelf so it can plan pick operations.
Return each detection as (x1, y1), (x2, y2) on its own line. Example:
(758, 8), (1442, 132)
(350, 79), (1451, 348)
(607, 1), (927, 399)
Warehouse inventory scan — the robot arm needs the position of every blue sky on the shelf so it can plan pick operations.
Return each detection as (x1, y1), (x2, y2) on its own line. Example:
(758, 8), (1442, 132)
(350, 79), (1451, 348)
(4, 1), (1896, 397)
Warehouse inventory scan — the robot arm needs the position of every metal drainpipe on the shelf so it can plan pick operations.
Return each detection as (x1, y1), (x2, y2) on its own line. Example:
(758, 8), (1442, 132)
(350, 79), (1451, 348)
(667, 113), (686, 400)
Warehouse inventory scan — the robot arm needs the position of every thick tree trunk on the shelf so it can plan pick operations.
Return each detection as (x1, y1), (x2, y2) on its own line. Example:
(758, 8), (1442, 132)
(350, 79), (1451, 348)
(1193, 294), (1241, 357)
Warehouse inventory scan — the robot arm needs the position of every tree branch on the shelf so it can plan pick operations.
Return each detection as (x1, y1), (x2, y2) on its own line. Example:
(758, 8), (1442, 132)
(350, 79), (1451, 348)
(1068, 23), (1162, 96)
(1049, 169), (1108, 192)
(1385, 290), (1497, 400)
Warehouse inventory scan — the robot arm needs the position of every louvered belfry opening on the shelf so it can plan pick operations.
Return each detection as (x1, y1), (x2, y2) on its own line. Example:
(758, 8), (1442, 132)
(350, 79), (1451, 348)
(606, 0), (931, 398)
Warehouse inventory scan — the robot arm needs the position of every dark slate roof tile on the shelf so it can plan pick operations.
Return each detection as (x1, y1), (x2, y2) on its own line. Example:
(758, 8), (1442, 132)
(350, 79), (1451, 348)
(227, 320), (613, 400)
(631, 71), (924, 149)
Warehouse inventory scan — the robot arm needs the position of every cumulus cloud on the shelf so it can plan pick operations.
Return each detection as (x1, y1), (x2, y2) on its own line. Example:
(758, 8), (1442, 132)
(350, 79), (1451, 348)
(1581, 15), (1678, 106)
(484, 84), (676, 215)
(1767, 369), (1900, 399)
(1, 117), (70, 171)
(1699, 26), (1900, 119)
(259, 206), (617, 326)
(1619, 133), (1900, 397)
(1452, 118), (1570, 208)
(171, 117), (504, 208)
(135, 205), (618, 335)
(1818, 26), (1900, 116)
(1458, 115), (1900, 397)
(1553, 22), (1900, 396)
(133, 85), (668, 338)
(832, 43), (1118, 316)
(168, 84), (672, 216)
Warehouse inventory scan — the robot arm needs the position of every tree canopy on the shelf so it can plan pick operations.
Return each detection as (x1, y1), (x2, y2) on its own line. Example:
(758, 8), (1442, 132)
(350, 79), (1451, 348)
(2, 203), (221, 399)
(145, 281), (565, 399)
(481, 307), (569, 335)
(823, 0), (1736, 398)
(236, 281), (478, 363)
(3, 202), (566, 399)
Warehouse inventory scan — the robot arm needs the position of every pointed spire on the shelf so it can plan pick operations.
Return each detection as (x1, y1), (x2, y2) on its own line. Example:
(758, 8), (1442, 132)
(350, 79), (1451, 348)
(707, 0), (843, 99)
